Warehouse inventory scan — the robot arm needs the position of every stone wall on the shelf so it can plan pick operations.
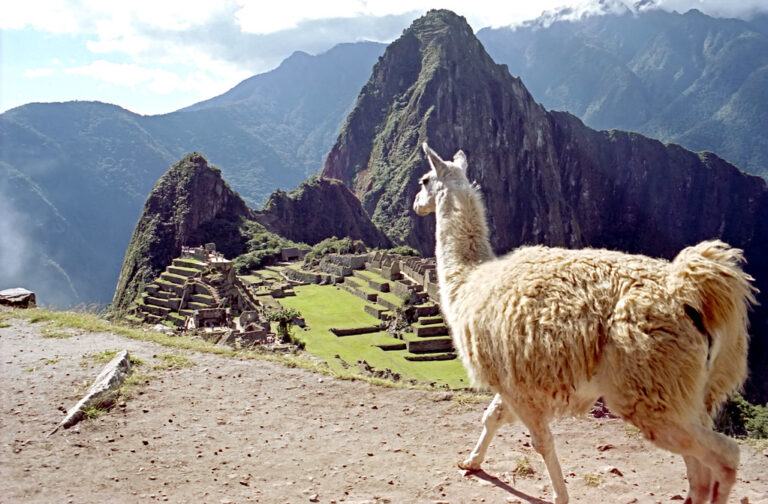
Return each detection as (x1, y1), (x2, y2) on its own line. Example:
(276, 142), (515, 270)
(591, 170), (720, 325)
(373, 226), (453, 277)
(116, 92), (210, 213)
(407, 338), (454, 353)
(329, 326), (381, 336)
(283, 268), (322, 284)
(325, 253), (370, 270)
(319, 257), (351, 277)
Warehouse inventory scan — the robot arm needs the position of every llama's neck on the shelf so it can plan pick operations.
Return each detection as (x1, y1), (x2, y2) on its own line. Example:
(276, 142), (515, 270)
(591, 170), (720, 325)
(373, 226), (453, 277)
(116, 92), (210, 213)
(435, 186), (495, 312)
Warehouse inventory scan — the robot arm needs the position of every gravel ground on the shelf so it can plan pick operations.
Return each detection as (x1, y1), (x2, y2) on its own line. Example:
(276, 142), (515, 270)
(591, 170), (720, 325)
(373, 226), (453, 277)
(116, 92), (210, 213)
(1, 313), (766, 503)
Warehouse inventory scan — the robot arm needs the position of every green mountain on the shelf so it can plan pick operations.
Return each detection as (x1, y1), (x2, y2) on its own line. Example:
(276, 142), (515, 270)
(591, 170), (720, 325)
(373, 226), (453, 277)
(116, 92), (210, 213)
(0, 42), (385, 307)
(255, 177), (392, 248)
(112, 153), (254, 313)
(321, 9), (768, 403)
(476, 8), (768, 178)
(112, 153), (391, 312)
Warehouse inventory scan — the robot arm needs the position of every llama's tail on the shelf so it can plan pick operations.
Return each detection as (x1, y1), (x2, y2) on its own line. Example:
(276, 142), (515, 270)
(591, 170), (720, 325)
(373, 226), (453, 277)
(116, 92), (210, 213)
(667, 240), (758, 416)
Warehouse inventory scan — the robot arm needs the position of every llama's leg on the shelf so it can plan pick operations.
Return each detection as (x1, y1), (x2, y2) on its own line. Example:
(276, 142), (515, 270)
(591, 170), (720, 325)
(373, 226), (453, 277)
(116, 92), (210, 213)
(459, 394), (515, 470)
(516, 412), (568, 504)
(645, 423), (739, 504)
(683, 455), (712, 504)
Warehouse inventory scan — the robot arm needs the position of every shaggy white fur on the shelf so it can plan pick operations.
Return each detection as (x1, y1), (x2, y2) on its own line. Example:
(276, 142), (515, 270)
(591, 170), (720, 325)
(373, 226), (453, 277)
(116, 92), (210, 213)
(413, 143), (757, 504)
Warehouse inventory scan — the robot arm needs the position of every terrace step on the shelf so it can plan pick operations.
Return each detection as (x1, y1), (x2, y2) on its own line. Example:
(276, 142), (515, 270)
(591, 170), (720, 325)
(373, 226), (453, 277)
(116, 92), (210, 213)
(329, 326), (381, 337)
(154, 290), (172, 300)
(144, 296), (173, 309)
(418, 316), (443, 325)
(187, 301), (211, 310)
(142, 304), (170, 317)
(190, 293), (214, 305)
(167, 265), (200, 278)
(124, 314), (144, 325)
(414, 304), (440, 317)
(416, 324), (449, 337)
(173, 258), (207, 270)
(167, 312), (186, 326)
(376, 297), (400, 312)
(160, 272), (187, 285)
(375, 342), (407, 351)
(364, 304), (388, 320)
(404, 352), (456, 362)
(407, 337), (453, 354)
(155, 280), (183, 296)
(179, 308), (195, 317)
(143, 313), (163, 324)
(341, 283), (378, 302)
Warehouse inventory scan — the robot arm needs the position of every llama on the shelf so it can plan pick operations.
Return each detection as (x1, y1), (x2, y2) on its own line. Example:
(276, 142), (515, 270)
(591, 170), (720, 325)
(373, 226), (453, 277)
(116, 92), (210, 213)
(412, 143), (757, 504)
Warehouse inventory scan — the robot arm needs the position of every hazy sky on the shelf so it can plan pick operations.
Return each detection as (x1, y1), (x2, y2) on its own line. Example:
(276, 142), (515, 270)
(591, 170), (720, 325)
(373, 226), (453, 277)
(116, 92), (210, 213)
(2, 0), (766, 116)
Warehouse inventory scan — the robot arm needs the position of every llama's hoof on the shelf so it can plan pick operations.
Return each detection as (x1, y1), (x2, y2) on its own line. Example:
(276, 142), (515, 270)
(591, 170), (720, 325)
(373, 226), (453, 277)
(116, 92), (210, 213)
(554, 495), (569, 504)
(458, 459), (481, 472)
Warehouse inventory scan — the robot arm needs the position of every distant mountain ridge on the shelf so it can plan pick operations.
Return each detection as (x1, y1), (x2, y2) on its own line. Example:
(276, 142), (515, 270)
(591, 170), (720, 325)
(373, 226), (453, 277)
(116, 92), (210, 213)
(477, 7), (768, 178)
(3, 6), (768, 312)
(0, 42), (385, 307)
(321, 9), (768, 403)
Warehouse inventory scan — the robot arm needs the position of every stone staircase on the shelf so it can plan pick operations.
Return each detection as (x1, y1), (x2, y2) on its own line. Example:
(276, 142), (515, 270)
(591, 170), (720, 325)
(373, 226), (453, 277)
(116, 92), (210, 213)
(402, 313), (454, 361)
(136, 258), (217, 327)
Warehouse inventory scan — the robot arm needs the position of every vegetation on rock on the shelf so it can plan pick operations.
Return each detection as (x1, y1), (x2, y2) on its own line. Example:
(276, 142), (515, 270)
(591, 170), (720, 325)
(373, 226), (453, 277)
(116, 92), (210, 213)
(111, 153), (253, 314)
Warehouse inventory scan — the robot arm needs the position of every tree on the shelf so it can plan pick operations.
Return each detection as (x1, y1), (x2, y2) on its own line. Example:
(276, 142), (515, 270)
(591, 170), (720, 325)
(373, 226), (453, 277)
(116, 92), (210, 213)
(267, 308), (302, 346)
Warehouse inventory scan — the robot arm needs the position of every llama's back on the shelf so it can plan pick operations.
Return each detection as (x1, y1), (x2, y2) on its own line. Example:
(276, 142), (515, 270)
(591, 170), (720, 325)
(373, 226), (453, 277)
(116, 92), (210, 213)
(449, 244), (744, 419)
(451, 246), (670, 412)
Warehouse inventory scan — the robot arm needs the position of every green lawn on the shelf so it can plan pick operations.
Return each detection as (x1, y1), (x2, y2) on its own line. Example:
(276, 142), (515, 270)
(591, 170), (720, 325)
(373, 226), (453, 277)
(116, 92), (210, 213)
(279, 284), (468, 388)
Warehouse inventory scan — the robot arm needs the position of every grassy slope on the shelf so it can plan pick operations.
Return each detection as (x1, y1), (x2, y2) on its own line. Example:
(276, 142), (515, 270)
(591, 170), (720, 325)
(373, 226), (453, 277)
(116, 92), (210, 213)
(279, 284), (468, 388)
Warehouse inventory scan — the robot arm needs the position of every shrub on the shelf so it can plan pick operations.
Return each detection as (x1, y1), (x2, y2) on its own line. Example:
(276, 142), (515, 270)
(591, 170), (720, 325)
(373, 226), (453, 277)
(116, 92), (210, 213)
(268, 308), (304, 348)
(387, 245), (420, 257)
(303, 236), (367, 268)
(716, 394), (768, 439)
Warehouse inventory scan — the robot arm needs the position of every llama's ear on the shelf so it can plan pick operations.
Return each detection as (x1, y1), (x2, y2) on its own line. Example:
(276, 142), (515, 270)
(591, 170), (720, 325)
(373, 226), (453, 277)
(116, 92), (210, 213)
(453, 150), (468, 172)
(423, 142), (449, 177)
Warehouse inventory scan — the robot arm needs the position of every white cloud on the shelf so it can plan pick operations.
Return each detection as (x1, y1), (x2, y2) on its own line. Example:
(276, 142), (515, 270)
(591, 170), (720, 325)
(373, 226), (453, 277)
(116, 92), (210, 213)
(651, 0), (768, 18)
(24, 68), (55, 78)
(62, 59), (249, 98)
(3, 0), (767, 115)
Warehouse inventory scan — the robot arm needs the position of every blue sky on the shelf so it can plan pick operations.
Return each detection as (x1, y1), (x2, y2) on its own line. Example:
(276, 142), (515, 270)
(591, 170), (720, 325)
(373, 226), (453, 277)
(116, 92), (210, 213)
(2, 0), (766, 116)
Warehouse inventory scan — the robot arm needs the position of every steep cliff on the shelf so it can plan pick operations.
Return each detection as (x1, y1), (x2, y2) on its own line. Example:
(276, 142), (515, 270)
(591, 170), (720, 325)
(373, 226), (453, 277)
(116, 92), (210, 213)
(322, 9), (768, 402)
(111, 153), (254, 312)
(255, 177), (392, 248)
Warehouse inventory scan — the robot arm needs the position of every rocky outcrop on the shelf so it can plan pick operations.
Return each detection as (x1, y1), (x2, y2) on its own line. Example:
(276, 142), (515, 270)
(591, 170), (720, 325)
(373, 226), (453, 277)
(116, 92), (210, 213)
(112, 153), (254, 313)
(0, 288), (36, 308)
(321, 9), (768, 402)
(51, 349), (131, 434)
(255, 177), (391, 248)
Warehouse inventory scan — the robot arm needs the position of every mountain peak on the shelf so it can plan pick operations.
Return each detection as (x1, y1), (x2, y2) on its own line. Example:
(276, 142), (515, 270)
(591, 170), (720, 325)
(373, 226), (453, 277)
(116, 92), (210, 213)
(112, 153), (253, 312)
(408, 9), (473, 36)
(322, 8), (543, 249)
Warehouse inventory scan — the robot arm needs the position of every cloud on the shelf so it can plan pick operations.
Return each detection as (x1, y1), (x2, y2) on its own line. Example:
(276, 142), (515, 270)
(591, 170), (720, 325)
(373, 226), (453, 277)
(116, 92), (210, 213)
(24, 68), (55, 78)
(3, 0), (767, 115)
(650, 0), (768, 18)
(63, 60), (250, 98)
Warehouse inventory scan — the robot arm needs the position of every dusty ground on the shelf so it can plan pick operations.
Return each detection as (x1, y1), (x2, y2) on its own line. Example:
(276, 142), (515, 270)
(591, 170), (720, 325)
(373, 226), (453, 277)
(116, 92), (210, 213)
(1, 314), (766, 504)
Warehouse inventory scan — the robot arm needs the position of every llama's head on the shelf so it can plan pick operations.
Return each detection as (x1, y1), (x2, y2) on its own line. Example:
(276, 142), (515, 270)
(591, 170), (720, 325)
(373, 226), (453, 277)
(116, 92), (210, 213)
(413, 142), (469, 216)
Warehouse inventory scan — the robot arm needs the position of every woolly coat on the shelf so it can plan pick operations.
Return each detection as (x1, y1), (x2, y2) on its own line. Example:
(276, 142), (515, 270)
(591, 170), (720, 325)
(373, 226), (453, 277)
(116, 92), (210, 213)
(446, 242), (753, 427)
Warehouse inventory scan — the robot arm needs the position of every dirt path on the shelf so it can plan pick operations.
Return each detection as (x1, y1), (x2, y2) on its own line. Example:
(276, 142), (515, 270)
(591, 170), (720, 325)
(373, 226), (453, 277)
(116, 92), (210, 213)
(1, 315), (766, 504)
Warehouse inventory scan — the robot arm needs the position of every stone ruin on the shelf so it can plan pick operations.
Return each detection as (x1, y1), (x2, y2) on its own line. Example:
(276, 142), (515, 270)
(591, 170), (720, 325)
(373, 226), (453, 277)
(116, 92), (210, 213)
(133, 244), (276, 349)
